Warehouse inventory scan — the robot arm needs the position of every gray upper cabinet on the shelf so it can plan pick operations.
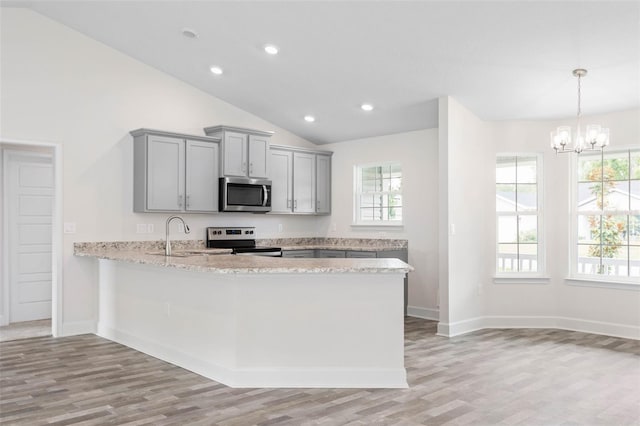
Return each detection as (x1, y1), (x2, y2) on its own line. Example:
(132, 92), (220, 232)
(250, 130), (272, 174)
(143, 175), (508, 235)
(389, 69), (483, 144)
(131, 129), (220, 213)
(316, 154), (331, 214)
(204, 125), (272, 179)
(270, 148), (293, 213)
(185, 140), (220, 212)
(269, 145), (333, 215)
(293, 152), (316, 213)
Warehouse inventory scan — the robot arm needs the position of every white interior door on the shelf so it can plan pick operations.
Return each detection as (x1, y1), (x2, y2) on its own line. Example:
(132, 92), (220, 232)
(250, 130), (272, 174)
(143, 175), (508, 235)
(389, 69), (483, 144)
(6, 151), (53, 323)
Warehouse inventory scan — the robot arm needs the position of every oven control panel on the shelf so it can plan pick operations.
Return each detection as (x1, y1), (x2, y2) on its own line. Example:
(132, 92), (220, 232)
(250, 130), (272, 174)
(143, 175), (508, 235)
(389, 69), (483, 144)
(207, 227), (256, 241)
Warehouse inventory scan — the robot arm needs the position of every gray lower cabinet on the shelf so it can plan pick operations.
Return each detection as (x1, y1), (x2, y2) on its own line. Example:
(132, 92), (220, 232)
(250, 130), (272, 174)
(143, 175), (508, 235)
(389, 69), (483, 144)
(345, 251), (377, 258)
(316, 250), (346, 258)
(281, 250), (315, 258)
(131, 129), (220, 213)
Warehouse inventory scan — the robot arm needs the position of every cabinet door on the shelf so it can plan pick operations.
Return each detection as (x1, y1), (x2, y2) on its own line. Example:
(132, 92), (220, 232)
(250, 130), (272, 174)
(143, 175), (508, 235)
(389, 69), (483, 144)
(346, 251), (377, 258)
(248, 135), (269, 178)
(316, 250), (346, 258)
(269, 149), (293, 213)
(146, 135), (184, 211)
(185, 140), (219, 212)
(293, 152), (316, 213)
(282, 250), (315, 258)
(223, 132), (247, 177)
(316, 154), (331, 214)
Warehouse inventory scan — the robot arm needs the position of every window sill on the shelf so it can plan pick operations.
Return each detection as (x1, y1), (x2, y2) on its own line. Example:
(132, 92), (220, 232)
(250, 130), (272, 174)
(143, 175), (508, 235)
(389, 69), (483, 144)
(565, 277), (640, 291)
(493, 276), (550, 285)
(351, 223), (404, 229)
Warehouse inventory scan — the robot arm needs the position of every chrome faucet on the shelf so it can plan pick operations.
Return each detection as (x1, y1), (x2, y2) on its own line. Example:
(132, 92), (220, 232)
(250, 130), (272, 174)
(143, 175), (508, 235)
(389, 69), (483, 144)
(165, 215), (190, 256)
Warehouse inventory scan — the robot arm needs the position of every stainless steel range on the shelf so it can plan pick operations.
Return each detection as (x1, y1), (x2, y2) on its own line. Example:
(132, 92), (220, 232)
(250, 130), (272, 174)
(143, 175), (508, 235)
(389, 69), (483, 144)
(206, 227), (282, 257)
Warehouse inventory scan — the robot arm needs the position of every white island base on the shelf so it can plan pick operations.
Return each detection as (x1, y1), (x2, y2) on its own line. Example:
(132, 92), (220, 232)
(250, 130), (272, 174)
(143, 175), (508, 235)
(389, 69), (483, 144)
(97, 259), (408, 388)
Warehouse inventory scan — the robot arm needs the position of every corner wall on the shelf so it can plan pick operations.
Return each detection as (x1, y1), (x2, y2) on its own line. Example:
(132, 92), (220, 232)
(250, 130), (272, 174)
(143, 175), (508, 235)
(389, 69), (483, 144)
(319, 129), (440, 318)
(440, 101), (640, 339)
(437, 97), (494, 336)
(486, 110), (640, 339)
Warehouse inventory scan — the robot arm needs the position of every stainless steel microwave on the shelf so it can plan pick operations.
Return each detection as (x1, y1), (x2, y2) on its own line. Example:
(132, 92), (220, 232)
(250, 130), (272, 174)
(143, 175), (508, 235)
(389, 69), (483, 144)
(219, 177), (272, 213)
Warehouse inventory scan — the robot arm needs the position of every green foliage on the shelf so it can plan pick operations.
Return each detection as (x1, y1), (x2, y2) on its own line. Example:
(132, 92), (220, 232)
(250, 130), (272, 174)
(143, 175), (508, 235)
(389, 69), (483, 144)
(586, 165), (624, 263)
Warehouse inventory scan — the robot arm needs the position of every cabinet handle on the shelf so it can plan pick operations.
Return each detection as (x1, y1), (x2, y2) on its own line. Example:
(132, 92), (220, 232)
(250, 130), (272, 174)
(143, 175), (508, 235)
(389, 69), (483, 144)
(250, 162), (253, 175)
(316, 200), (320, 211)
(178, 195), (183, 207)
(287, 199), (291, 209)
(186, 195), (190, 209)
(294, 200), (297, 209)
(242, 162), (247, 173)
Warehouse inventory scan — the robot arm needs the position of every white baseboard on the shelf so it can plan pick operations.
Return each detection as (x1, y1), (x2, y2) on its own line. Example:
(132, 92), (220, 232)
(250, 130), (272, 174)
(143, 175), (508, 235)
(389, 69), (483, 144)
(61, 320), (96, 336)
(554, 316), (640, 340)
(406, 306), (439, 321)
(435, 315), (639, 340)
(98, 325), (408, 389)
(436, 316), (484, 337)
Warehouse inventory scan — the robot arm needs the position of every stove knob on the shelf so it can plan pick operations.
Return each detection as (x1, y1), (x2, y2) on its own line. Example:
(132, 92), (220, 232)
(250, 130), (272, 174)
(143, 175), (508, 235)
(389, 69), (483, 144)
(250, 230), (254, 234)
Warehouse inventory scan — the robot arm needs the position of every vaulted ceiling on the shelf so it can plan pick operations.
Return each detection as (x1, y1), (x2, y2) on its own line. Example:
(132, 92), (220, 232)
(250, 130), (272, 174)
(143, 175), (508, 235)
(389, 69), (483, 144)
(7, 1), (639, 144)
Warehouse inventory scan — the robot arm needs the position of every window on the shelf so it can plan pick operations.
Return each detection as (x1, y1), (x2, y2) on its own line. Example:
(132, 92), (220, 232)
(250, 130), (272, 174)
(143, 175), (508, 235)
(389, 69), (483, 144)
(496, 155), (542, 274)
(575, 148), (640, 278)
(354, 163), (402, 225)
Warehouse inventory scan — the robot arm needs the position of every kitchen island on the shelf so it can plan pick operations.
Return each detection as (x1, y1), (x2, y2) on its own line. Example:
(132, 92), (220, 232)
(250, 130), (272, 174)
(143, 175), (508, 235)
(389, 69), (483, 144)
(75, 242), (412, 388)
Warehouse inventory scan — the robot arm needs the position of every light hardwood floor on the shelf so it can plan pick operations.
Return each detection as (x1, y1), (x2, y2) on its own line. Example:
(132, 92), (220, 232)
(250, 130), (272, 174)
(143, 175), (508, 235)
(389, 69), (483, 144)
(0, 320), (52, 342)
(1, 318), (639, 425)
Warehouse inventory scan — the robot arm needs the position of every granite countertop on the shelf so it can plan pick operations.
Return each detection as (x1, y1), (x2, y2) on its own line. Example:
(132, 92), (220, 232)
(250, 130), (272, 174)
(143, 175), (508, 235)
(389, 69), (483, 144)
(74, 241), (413, 275)
(257, 237), (408, 252)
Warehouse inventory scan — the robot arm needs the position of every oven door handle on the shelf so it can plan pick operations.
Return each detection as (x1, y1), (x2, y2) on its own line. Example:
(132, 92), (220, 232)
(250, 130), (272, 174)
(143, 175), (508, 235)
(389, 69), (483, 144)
(262, 185), (268, 207)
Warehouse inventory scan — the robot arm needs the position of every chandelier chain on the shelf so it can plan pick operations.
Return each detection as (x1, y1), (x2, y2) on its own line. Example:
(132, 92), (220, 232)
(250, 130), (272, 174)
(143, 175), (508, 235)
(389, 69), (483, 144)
(577, 73), (582, 118)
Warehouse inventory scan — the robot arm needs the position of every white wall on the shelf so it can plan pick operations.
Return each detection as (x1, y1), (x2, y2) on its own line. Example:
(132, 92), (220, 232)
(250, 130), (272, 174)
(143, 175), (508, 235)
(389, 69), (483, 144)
(439, 101), (640, 338)
(319, 129), (440, 318)
(437, 97), (494, 335)
(0, 9), (320, 334)
(486, 109), (640, 337)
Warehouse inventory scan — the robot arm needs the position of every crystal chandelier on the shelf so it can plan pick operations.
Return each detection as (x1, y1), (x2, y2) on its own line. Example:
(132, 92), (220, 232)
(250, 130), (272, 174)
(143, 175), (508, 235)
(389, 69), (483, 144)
(550, 69), (610, 154)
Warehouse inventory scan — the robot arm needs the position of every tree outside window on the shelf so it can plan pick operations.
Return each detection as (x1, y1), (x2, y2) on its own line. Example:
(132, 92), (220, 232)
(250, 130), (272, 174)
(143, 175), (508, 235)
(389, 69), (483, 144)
(576, 149), (640, 277)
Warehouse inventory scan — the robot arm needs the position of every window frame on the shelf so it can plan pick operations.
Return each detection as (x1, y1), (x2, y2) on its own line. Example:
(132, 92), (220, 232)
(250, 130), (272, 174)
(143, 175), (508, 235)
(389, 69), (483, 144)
(352, 162), (403, 227)
(495, 153), (545, 278)
(569, 145), (640, 284)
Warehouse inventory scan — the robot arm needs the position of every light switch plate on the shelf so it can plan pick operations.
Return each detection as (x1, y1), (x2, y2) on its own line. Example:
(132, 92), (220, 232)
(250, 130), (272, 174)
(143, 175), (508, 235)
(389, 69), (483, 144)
(147, 224), (154, 233)
(136, 224), (147, 234)
(64, 222), (77, 234)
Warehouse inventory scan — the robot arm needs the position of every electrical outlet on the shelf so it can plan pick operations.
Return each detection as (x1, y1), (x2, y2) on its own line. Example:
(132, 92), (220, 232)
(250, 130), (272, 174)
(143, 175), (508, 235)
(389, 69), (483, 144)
(147, 224), (154, 233)
(332, 223), (337, 232)
(64, 222), (77, 234)
(278, 223), (283, 232)
(177, 223), (184, 233)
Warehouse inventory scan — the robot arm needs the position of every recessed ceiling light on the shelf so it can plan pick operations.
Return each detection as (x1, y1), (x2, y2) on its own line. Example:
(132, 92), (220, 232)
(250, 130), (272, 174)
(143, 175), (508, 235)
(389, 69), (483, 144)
(264, 44), (279, 55)
(182, 28), (198, 39)
(210, 66), (223, 75)
(361, 103), (374, 111)
(304, 115), (315, 123)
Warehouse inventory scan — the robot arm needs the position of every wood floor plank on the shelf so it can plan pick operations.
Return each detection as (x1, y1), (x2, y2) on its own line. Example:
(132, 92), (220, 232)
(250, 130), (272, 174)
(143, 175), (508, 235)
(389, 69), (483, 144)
(1, 318), (639, 425)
